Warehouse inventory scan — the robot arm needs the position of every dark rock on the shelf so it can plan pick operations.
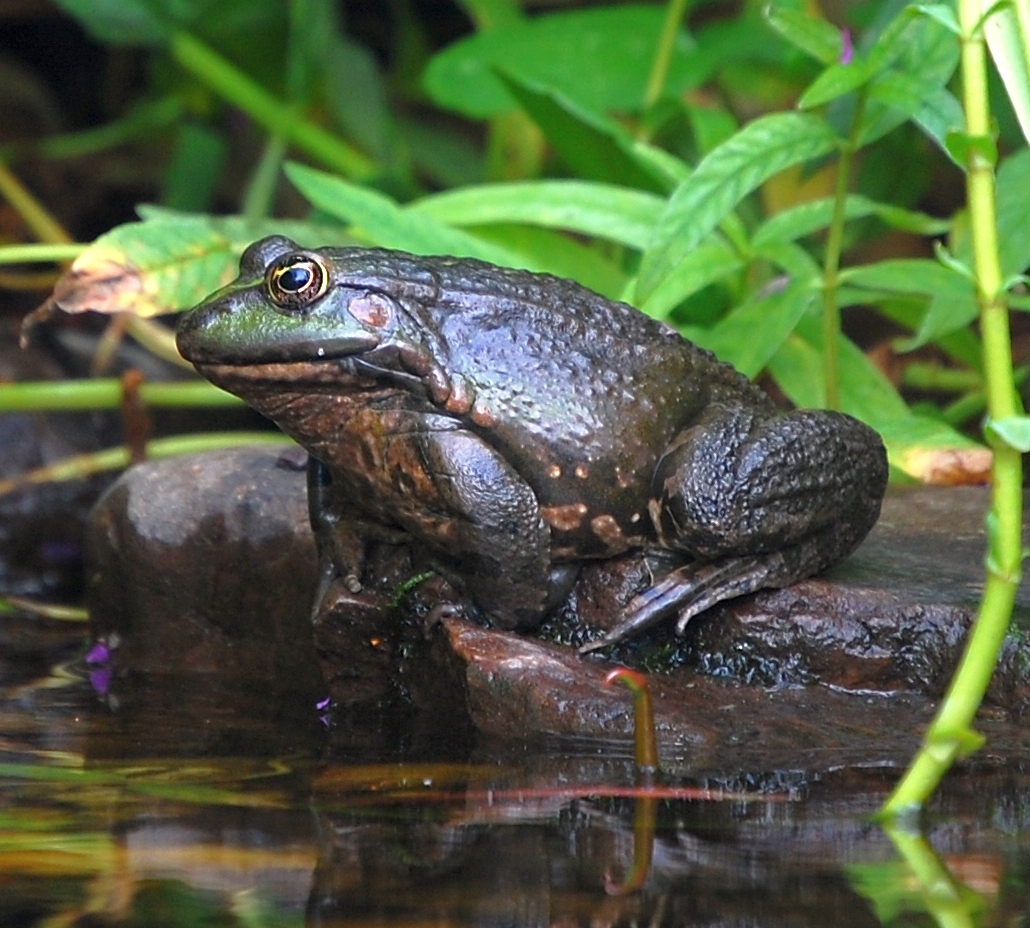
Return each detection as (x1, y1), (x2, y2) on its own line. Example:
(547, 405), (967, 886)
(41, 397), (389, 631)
(86, 446), (322, 696)
(82, 446), (1030, 760)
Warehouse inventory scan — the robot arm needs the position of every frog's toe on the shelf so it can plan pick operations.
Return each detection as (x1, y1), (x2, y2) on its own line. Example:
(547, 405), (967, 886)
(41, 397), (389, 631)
(578, 554), (775, 655)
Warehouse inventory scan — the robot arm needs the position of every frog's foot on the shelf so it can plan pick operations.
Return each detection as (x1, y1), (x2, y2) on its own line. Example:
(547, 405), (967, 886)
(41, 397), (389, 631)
(578, 554), (775, 654)
(310, 557), (362, 624)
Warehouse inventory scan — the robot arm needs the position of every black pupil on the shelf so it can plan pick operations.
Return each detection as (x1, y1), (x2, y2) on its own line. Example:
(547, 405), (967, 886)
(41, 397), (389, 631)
(279, 264), (313, 292)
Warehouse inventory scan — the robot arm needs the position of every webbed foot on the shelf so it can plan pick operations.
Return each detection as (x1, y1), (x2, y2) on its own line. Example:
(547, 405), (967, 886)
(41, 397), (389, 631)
(578, 553), (774, 654)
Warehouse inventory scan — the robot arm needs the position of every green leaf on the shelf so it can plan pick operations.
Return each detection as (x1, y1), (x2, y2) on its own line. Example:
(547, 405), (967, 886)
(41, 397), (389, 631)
(638, 238), (745, 319)
(798, 61), (872, 109)
(896, 293), (980, 351)
(693, 280), (816, 378)
(422, 4), (696, 119)
(982, 0), (1030, 146)
(762, 4), (843, 64)
(45, 209), (348, 318)
(637, 111), (840, 301)
(854, 12), (960, 147)
(867, 74), (965, 159)
(994, 149), (1030, 275)
(753, 239), (822, 280)
(752, 193), (950, 246)
(768, 317), (981, 479)
(51, 0), (169, 43)
(944, 129), (999, 168)
(986, 415), (1030, 452)
(469, 224), (627, 298)
(841, 257), (975, 298)
(324, 33), (392, 161)
(497, 72), (667, 192)
(454, 0), (523, 31)
(284, 162), (522, 266)
(912, 3), (961, 35)
(409, 181), (665, 250)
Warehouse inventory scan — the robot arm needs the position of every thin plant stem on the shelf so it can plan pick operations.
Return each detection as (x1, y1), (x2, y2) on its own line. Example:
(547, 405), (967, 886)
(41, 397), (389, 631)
(642, 0), (690, 113)
(0, 161), (72, 244)
(0, 432), (292, 498)
(821, 91), (867, 410)
(881, 0), (1022, 816)
(169, 31), (376, 182)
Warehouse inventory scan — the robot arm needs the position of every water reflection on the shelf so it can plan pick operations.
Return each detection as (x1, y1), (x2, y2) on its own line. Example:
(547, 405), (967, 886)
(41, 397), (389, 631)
(0, 651), (1027, 926)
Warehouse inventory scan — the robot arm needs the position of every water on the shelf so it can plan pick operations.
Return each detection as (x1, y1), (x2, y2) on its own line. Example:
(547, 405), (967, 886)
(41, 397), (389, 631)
(2, 620), (1029, 927)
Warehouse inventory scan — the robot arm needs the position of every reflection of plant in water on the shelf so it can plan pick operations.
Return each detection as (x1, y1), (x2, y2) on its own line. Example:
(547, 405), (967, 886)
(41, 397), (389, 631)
(849, 826), (995, 927)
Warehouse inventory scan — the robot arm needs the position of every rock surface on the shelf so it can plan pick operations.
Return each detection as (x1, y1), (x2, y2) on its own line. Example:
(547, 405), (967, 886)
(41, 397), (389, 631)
(84, 446), (1030, 768)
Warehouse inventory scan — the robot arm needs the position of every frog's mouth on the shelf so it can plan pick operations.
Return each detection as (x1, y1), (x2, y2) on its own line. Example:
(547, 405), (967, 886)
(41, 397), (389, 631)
(191, 359), (382, 394)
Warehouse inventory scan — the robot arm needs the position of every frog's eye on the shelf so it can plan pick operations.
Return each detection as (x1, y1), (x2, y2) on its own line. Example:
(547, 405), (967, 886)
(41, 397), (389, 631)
(266, 253), (329, 309)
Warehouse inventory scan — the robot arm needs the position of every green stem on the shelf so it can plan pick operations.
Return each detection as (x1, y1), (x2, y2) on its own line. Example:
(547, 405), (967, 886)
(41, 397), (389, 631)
(0, 379), (241, 413)
(0, 431), (292, 498)
(0, 243), (84, 265)
(821, 92), (867, 410)
(883, 826), (977, 928)
(642, 0), (690, 112)
(901, 363), (983, 394)
(881, 0), (1022, 816)
(168, 31), (376, 182)
(0, 97), (183, 163)
(0, 161), (72, 244)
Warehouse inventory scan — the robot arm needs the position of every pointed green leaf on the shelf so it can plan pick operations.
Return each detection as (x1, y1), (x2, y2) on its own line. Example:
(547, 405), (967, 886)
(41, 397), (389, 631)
(753, 193), (950, 246)
(895, 292), (979, 351)
(799, 61), (872, 109)
(639, 238), (745, 319)
(284, 162), (522, 266)
(841, 258), (975, 299)
(637, 112), (839, 301)
(468, 224), (627, 298)
(497, 71), (667, 192)
(693, 280), (816, 378)
(409, 181), (665, 250)
(946, 129), (1000, 169)
(982, 0), (1030, 146)
(913, 3), (961, 35)
(422, 4), (696, 118)
(768, 317), (981, 480)
(763, 4), (843, 64)
(986, 415), (1030, 452)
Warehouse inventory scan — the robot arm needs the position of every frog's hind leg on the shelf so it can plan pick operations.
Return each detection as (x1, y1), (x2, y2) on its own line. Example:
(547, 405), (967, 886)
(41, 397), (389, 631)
(580, 404), (888, 654)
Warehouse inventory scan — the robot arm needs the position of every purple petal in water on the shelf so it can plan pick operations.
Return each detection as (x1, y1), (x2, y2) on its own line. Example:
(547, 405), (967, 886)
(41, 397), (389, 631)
(89, 667), (112, 695)
(840, 28), (854, 65)
(316, 696), (331, 711)
(85, 642), (110, 665)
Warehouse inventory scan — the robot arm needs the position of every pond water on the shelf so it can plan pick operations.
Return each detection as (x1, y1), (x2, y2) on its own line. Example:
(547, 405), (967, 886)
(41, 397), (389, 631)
(2, 618), (1029, 928)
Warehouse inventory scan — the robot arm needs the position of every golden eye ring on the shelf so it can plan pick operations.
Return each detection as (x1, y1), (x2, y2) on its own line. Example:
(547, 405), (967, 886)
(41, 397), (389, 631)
(266, 253), (329, 309)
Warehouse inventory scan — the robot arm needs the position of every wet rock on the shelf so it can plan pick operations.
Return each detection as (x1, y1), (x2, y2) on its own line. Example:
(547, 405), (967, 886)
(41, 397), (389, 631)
(680, 487), (1030, 710)
(83, 446), (1030, 757)
(86, 446), (322, 696)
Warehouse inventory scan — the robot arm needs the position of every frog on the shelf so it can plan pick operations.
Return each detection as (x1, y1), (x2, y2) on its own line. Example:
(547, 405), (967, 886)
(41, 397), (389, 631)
(176, 236), (888, 653)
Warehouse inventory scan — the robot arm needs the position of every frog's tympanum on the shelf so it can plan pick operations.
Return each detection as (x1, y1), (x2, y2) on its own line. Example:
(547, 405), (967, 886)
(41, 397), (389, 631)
(177, 236), (888, 652)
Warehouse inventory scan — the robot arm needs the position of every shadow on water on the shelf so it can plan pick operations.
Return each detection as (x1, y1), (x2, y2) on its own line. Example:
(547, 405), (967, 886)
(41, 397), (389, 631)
(1, 632), (1029, 928)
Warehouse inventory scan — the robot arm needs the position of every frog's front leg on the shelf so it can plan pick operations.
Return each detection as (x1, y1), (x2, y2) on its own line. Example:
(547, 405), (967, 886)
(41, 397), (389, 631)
(581, 404), (888, 652)
(416, 424), (559, 630)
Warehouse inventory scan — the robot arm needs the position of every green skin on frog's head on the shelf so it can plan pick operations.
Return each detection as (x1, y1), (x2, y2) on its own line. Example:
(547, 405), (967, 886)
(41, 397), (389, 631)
(177, 235), (889, 652)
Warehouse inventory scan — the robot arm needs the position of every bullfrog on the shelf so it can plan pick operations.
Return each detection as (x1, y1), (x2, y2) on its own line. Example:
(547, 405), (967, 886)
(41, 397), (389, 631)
(176, 236), (888, 652)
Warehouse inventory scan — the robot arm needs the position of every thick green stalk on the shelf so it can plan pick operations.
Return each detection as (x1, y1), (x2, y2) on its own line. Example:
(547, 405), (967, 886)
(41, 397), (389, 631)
(0, 380), (241, 413)
(881, 0), (1022, 815)
(169, 31), (376, 182)
(820, 93), (866, 410)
